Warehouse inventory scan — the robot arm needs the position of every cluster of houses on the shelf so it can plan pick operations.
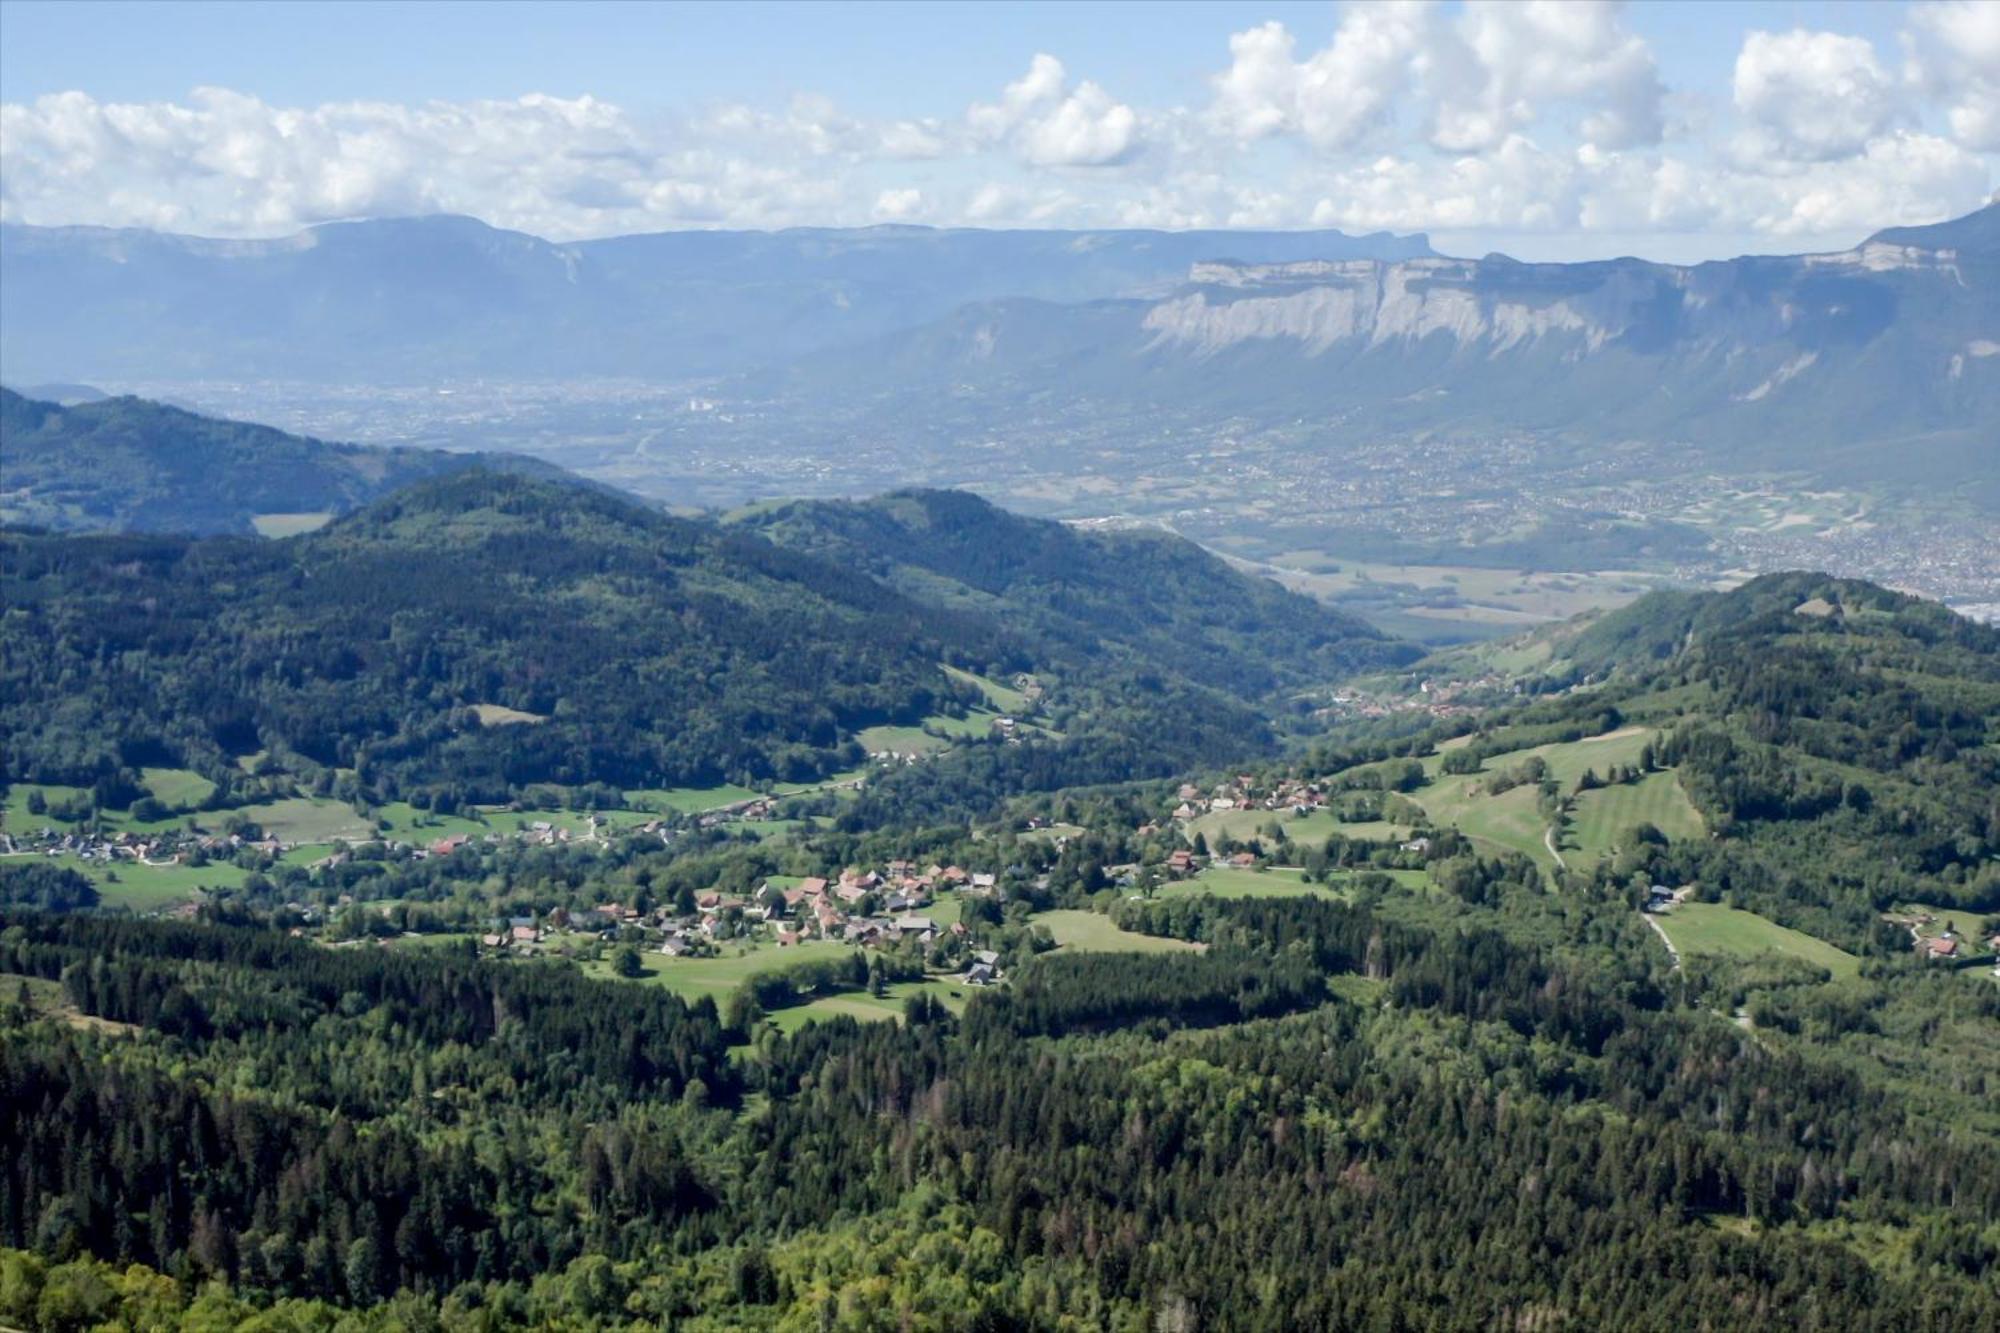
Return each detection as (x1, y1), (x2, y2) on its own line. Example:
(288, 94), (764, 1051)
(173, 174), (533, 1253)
(1169, 776), (1327, 823)
(476, 860), (1012, 978)
(1893, 911), (2000, 967)
(1321, 679), (1491, 723)
(1, 823), (275, 868)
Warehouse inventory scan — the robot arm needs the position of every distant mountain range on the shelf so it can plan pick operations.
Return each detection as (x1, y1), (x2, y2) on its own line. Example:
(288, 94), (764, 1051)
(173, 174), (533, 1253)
(767, 204), (1999, 494)
(0, 387), (565, 535)
(0, 216), (1431, 383)
(3, 205), (1990, 513)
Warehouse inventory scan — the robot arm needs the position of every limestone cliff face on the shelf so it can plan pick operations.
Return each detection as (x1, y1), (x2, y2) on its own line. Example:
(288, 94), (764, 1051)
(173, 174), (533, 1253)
(1141, 228), (1986, 371)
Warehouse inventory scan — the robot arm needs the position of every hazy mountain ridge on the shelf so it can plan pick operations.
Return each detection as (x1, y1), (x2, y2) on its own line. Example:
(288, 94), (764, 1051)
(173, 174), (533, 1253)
(0, 387), (568, 536)
(0, 215), (1433, 384)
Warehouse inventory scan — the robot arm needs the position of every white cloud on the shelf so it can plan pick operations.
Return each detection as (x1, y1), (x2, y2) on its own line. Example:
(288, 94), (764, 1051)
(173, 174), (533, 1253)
(1207, 1), (1662, 155)
(1210, 5), (1429, 150)
(1732, 29), (1904, 162)
(0, 87), (868, 237)
(968, 54), (1139, 167)
(1430, 1), (1665, 152)
(872, 187), (924, 220)
(1903, 1), (2000, 151)
(1308, 135), (1579, 232)
(0, 14), (1989, 256)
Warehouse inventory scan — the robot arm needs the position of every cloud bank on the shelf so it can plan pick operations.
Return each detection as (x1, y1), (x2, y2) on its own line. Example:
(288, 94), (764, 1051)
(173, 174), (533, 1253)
(1, 1), (1992, 251)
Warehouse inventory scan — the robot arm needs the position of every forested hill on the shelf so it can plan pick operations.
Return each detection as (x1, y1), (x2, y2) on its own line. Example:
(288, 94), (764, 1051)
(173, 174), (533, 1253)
(736, 489), (1410, 696)
(1436, 571), (2000, 935)
(2, 472), (1402, 804)
(0, 387), (564, 536)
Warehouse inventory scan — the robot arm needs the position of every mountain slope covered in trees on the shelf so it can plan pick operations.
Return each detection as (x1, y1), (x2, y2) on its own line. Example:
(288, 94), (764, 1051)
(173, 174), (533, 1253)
(0, 387), (564, 536)
(1, 472), (1404, 805)
(737, 489), (1403, 697)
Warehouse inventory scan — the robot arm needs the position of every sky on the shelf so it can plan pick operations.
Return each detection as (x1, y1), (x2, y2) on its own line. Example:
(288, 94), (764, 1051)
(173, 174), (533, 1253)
(1, 0), (1995, 261)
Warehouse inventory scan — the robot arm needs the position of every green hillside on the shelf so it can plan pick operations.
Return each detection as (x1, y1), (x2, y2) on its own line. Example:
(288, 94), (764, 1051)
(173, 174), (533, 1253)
(2, 471), (1400, 807)
(736, 489), (1413, 696)
(1383, 573), (2000, 946)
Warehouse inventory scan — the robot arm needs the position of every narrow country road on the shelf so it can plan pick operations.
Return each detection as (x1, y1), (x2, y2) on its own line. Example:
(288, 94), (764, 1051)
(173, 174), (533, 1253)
(1544, 825), (1567, 871)
(1642, 912), (1681, 971)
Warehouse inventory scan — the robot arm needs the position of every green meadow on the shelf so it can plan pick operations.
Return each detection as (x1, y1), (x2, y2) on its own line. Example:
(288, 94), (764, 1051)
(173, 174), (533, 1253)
(1037, 909), (1201, 954)
(1656, 904), (1860, 980)
(1564, 771), (1704, 868)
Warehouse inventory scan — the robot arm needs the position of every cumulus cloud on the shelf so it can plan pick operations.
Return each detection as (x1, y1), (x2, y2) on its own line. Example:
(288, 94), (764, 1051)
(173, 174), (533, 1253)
(1732, 28), (1905, 162)
(0, 87), (899, 237)
(1903, 1), (2000, 151)
(0, 14), (1990, 253)
(872, 187), (924, 221)
(1430, 1), (1665, 152)
(968, 54), (1140, 167)
(1207, 1), (1662, 155)
(1209, 5), (1429, 150)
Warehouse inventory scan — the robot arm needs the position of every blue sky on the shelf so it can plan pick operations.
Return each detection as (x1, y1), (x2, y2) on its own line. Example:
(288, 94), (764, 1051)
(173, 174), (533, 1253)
(2, 1), (1993, 260)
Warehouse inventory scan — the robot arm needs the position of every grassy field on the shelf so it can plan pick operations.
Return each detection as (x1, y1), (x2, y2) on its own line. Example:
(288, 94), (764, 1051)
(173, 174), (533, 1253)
(587, 940), (857, 1005)
(769, 768), (870, 798)
(1037, 910), (1201, 954)
(1414, 728), (1662, 871)
(24, 853), (250, 911)
(623, 784), (761, 813)
(857, 724), (953, 756)
(3, 784), (188, 836)
(1184, 805), (1413, 850)
(239, 798), (377, 844)
(251, 512), (333, 538)
(140, 767), (217, 809)
(859, 710), (998, 757)
(1416, 778), (1557, 868)
(587, 944), (972, 1034)
(763, 977), (971, 1033)
(1565, 771), (1704, 867)
(1156, 866), (1336, 901)
(1656, 904), (1860, 980)
(943, 665), (1030, 714)
(916, 895), (963, 927)
(469, 703), (546, 726)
